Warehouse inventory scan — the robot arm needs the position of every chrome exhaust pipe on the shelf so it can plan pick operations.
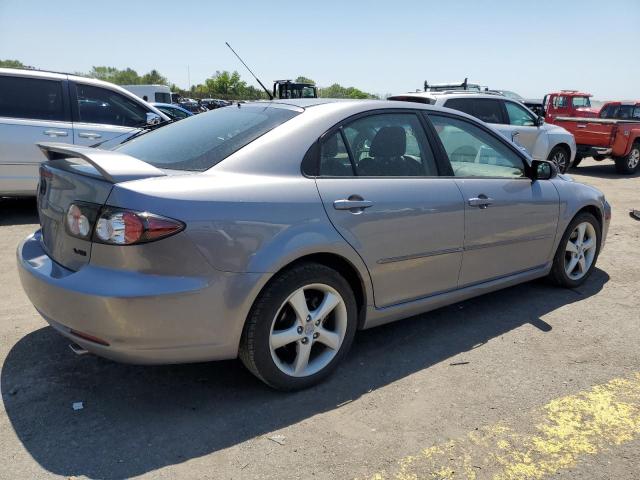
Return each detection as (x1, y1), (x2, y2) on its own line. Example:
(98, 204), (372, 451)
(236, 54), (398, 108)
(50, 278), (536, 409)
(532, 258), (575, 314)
(69, 343), (89, 356)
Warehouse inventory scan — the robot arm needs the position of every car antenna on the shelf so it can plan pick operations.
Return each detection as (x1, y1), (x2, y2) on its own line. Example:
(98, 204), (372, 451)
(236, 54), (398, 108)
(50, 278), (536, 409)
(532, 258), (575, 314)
(225, 42), (273, 100)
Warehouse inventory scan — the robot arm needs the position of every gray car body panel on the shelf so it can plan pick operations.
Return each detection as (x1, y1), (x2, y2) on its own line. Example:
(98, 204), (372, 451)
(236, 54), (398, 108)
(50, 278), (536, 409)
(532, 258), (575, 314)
(18, 99), (610, 364)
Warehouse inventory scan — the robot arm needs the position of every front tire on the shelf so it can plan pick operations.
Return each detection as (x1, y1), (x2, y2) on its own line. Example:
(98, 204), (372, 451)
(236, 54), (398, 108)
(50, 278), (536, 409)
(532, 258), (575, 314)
(548, 146), (570, 173)
(548, 212), (601, 288)
(239, 263), (357, 390)
(614, 143), (640, 175)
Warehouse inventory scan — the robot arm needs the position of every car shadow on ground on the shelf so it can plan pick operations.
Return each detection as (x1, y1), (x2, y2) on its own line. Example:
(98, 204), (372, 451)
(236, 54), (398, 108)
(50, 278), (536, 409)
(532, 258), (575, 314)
(1, 268), (608, 479)
(0, 197), (38, 226)
(570, 161), (640, 180)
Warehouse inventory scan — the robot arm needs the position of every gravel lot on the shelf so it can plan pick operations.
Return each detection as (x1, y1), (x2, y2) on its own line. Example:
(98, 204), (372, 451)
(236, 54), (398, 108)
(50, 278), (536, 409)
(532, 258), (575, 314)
(0, 157), (638, 480)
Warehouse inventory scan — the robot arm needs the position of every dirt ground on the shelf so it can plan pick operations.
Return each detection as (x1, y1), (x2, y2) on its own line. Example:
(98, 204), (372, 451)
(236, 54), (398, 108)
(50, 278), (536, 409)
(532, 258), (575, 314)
(0, 157), (638, 480)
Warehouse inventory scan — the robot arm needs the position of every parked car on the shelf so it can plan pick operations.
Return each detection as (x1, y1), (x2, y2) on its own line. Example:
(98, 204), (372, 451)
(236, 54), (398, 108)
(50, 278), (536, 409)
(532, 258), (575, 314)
(200, 98), (230, 110)
(18, 99), (610, 390)
(150, 102), (194, 121)
(542, 90), (599, 122)
(551, 111), (640, 174)
(122, 84), (172, 104)
(388, 91), (577, 172)
(179, 99), (207, 114)
(0, 68), (170, 196)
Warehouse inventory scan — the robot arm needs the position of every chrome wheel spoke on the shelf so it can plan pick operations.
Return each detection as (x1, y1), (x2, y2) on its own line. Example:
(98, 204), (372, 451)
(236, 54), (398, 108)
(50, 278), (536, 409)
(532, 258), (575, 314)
(565, 240), (579, 254)
(566, 256), (579, 274)
(582, 238), (594, 252)
(293, 340), (312, 375)
(577, 256), (587, 274)
(312, 292), (340, 324)
(576, 223), (586, 246)
(288, 288), (310, 323)
(315, 327), (341, 350)
(271, 325), (303, 349)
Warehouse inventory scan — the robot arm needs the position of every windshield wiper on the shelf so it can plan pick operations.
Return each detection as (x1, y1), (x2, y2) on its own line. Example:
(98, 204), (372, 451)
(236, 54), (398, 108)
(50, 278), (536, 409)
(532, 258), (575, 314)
(89, 119), (172, 148)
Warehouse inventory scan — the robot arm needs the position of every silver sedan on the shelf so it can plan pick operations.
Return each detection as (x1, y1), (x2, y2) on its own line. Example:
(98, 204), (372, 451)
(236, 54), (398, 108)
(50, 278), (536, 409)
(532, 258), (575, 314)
(18, 99), (610, 390)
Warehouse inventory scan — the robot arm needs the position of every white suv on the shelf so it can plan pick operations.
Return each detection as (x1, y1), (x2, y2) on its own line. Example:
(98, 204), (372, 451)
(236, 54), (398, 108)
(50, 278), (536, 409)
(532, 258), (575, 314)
(388, 91), (576, 173)
(0, 68), (170, 196)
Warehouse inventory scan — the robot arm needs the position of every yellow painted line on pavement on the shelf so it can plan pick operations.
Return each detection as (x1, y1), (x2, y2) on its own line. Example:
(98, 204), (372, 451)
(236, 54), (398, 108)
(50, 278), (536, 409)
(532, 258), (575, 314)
(363, 373), (640, 480)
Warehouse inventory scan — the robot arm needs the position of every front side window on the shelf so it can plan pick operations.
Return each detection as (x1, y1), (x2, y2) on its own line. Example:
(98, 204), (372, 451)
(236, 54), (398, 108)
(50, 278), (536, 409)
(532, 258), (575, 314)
(75, 84), (149, 127)
(335, 113), (438, 177)
(505, 101), (536, 126)
(158, 106), (188, 120)
(0, 76), (65, 121)
(428, 114), (526, 178)
(571, 96), (591, 108)
(633, 106), (640, 120)
(117, 104), (299, 171)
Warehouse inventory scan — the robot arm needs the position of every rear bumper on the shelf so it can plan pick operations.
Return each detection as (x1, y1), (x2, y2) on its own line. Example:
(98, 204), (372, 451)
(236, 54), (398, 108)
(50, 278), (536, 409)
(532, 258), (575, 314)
(17, 231), (269, 364)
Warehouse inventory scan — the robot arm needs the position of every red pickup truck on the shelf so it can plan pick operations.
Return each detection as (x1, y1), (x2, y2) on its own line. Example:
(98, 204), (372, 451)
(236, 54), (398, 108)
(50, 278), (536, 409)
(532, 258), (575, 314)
(551, 104), (640, 174)
(543, 90), (599, 122)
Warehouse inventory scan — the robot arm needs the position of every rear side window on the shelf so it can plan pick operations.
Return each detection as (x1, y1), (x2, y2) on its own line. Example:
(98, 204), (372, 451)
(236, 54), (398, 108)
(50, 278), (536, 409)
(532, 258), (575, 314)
(444, 98), (504, 124)
(0, 75), (65, 121)
(321, 113), (439, 177)
(75, 84), (149, 127)
(117, 104), (299, 171)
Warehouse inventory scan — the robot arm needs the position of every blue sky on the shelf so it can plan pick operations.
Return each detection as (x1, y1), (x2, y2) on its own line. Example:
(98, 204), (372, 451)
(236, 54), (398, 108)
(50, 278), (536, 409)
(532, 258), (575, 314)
(1, 0), (638, 99)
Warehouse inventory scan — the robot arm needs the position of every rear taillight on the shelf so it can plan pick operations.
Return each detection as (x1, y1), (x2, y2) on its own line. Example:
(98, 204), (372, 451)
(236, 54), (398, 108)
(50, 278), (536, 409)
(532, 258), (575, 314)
(65, 203), (100, 240)
(64, 203), (184, 245)
(94, 208), (184, 245)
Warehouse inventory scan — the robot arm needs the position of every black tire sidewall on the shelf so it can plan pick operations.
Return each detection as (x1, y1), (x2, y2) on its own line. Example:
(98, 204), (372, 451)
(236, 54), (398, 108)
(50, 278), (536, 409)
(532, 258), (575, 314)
(551, 213), (601, 288)
(241, 263), (358, 390)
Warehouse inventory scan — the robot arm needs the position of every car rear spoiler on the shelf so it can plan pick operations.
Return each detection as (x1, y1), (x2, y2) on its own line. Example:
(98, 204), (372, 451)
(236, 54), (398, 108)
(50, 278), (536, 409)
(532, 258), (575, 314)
(37, 142), (166, 184)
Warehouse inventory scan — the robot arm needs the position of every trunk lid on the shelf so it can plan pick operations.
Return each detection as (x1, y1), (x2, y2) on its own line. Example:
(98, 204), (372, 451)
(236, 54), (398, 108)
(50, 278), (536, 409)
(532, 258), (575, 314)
(36, 142), (166, 270)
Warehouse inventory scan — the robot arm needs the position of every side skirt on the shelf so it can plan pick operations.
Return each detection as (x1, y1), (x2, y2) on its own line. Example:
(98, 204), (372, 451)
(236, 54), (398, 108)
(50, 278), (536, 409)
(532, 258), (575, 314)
(362, 263), (551, 329)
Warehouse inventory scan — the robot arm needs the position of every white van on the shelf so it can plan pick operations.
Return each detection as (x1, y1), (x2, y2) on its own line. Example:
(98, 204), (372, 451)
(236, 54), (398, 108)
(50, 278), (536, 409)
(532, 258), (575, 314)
(122, 85), (172, 104)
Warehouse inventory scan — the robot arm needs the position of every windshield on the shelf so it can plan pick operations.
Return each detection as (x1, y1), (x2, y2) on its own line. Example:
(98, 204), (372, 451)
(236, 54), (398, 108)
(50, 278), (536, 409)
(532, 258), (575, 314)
(572, 96), (591, 108)
(155, 92), (171, 103)
(117, 104), (300, 171)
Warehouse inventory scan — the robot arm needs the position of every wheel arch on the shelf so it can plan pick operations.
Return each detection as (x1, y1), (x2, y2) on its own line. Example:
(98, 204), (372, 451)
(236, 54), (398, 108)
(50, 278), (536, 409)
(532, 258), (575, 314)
(248, 251), (371, 331)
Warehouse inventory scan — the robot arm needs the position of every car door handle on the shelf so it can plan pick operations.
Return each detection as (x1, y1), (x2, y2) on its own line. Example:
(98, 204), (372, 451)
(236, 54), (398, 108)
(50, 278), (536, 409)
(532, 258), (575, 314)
(78, 132), (102, 139)
(577, 124), (587, 128)
(468, 196), (494, 208)
(43, 130), (68, 137)
(333, 199), (374, 211)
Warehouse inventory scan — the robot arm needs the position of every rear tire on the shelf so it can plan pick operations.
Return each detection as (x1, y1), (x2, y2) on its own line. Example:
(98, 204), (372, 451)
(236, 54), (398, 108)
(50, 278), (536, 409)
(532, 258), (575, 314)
(614, 143), (640, 175)
(548, 146), (570, 173)
(571, 156), (582, 168)
(239, 263), (357, 390)
(548, 212), (601, 288)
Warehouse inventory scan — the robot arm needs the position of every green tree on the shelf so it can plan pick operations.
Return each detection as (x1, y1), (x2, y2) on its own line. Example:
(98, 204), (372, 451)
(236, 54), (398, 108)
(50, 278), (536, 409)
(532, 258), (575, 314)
(0, 59), (25, 68)
(318, 83), (377, 99)
(295, 76), (315, 85)
(140, 69), (168, 85)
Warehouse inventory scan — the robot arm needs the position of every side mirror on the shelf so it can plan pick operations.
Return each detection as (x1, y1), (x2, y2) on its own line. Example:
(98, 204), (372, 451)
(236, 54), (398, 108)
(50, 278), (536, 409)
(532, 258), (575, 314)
(535, 115), (545, 127)
(146, 112), (162, 126)
(531, 159), (557, 180)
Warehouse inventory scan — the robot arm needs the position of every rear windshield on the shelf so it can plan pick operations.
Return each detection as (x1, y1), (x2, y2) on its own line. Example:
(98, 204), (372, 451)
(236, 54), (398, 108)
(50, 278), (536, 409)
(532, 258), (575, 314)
(117, 104), (300, 171)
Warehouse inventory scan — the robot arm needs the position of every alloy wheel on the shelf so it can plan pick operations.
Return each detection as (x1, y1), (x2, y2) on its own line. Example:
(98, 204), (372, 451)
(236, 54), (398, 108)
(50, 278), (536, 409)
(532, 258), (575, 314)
(564, 222), (597, 280)
(552, 150), (568, 173)
(628, 148), (640, 170)
(269, 283), (347, 377)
